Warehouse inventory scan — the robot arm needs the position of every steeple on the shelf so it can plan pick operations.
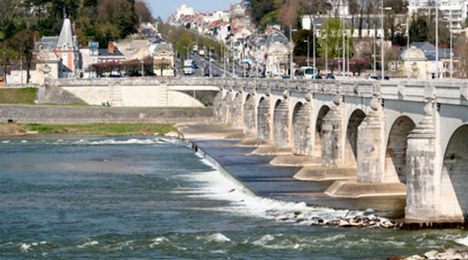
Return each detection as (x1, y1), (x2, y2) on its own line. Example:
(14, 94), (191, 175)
(57, 18), (77, 50)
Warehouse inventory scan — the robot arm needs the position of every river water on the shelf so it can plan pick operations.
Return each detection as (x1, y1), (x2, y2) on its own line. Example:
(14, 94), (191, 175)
(0, 135), (467, 259)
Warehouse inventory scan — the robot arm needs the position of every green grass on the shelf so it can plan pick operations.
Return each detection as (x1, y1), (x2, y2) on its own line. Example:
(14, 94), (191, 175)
(0, 88), (38, 104)
(22, 123), (177, 136)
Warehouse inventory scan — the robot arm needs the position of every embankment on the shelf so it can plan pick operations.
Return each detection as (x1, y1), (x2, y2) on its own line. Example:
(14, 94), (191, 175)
(0, 104), (213, 124)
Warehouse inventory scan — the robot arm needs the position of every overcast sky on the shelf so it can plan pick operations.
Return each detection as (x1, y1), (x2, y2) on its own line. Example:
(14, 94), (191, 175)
(147, 0), (238, 21)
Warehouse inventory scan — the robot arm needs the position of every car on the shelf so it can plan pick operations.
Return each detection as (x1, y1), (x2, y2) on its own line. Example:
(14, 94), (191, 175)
(325, 74), (335, 80)
(313, 75), (323, 79)
(366, 75), (377, 81)
(377, 76), (390, 80)
(239, 72), (249, 78)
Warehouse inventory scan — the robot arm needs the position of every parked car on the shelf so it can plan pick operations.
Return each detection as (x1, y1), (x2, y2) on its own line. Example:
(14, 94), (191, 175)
(313, 75), (323, 79)
(377, 76), (390, 80)
(366, 75), (377, 81)
(325, 74), (335, 80)
(239, 72), (249, 78)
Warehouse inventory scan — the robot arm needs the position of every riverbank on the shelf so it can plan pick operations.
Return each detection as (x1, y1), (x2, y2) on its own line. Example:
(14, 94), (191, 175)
(0, 123), (179, 136)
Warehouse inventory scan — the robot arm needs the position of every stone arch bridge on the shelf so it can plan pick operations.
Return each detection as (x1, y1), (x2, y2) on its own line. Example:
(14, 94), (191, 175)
(48, 76), (468, 224)
(211, 78), (468, 224)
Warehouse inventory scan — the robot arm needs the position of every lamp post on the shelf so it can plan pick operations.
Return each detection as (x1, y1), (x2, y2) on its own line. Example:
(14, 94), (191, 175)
(381, 0), (384, 79)
(185, 42), (196, 59)
(402, 21), (410, 80)
(313, 23), (321, 74)
(304, 38), (310, 67)
(450, 0), (453, 81)
(20, 43), (23, 84)
(209, 45), (213, 78)
(141, 60), (144, 77)
(435, 1), (439, 80)
(290, 24), (297, 80)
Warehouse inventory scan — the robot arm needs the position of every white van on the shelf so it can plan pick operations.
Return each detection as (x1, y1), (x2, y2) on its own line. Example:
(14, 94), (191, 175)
(300, 67), (318, 79)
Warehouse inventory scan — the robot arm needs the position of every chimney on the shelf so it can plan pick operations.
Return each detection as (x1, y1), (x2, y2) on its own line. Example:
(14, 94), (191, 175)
(108, 42), (114, 54)
(72, 22), (76, 35)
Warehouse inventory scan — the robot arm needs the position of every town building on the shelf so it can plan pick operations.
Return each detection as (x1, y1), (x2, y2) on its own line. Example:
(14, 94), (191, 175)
(34, 18), (81, 78)
(390, 42), (453, 79)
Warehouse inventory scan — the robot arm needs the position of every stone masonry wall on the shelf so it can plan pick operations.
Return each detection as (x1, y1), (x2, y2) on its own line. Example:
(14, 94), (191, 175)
(0, 105), (213, 124)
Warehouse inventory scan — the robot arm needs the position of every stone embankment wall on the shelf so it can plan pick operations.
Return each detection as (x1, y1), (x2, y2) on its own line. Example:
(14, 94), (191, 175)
(48, 78), (215, 107)
(0, 105), (213, 124)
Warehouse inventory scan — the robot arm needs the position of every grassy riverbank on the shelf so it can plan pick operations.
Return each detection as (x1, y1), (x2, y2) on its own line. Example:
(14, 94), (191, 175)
(0, 123), (177, 136)
(0, 88), (38, 104)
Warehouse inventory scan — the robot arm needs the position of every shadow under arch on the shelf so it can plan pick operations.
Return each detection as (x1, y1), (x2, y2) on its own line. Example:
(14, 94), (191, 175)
(313, 105), (331, 157)
(441, 124), (468, 219)
(344, 109), (366, 167)
(385, 116), (416, 183)
(243, 94), (256, 134)
(273, 99), (289, 148)
(257, 96), (271, 140)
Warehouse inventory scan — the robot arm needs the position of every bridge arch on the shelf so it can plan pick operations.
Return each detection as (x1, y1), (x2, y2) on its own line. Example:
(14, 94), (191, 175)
(243, 94), (256, 134)
(293, 101), (311, 155)
(257, 96), (271, 140)
(313, 105), (331, 157)
(440, 124), (468, 219)
(344, 109), (367, 167)
(273, 99), (290, 148)
(231, 92), (243, 129)
(385, 116), (416, 183)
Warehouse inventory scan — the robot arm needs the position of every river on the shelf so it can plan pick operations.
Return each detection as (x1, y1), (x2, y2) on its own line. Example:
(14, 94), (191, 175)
(0, 135), (467, 259)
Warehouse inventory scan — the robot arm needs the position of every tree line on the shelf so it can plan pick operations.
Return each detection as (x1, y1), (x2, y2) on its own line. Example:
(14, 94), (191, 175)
(0, 0), (154, 83)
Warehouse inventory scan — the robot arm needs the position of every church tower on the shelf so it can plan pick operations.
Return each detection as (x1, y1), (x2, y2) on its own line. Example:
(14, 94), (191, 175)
(55, 18), (80, 76)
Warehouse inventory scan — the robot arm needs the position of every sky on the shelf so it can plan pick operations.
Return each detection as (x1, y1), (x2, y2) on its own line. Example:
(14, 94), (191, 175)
(147, 0), (238, 21)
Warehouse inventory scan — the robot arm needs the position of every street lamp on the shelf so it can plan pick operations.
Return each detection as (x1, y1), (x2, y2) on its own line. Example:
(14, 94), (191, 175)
(380, 6), (392, 78)
(141, 60), (144, 77)
(185, 42), (196, 59)
(209, 46), (213, 78)
(450, 0), (453, 81)
(304, 38), (310, 68)
(290, 24), (297, 80)
(402, 22), (410, 80)
(313, 23), (321, 74)
(435, 1), (439, 80)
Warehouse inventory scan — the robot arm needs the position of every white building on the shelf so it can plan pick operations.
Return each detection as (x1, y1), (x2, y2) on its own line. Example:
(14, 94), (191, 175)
(176, 4), (194, 18)
(408, 0), (464, 32)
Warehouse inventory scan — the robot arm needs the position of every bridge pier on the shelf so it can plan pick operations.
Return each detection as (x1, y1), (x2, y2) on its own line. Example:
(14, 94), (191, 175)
(213, 91), (223, 121)
(273, 91), (290, 148)
(221, 89), (232, 125)
(405, 102), (464, 223)
(321, 96), (345, 167)
(293, 95), (314, 155)
(243, 91), (256, 135)
(357, 98), (386, 182)
(231, 89), (244, 129)
(257, 92), (272, 141)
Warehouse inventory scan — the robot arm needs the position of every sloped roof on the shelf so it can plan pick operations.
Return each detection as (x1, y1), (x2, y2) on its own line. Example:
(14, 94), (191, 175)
(34, 36), (59, 51)
(399, 42), (451, 61)
(57, 18), (77, 49)
(98, 48), (125, 57)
